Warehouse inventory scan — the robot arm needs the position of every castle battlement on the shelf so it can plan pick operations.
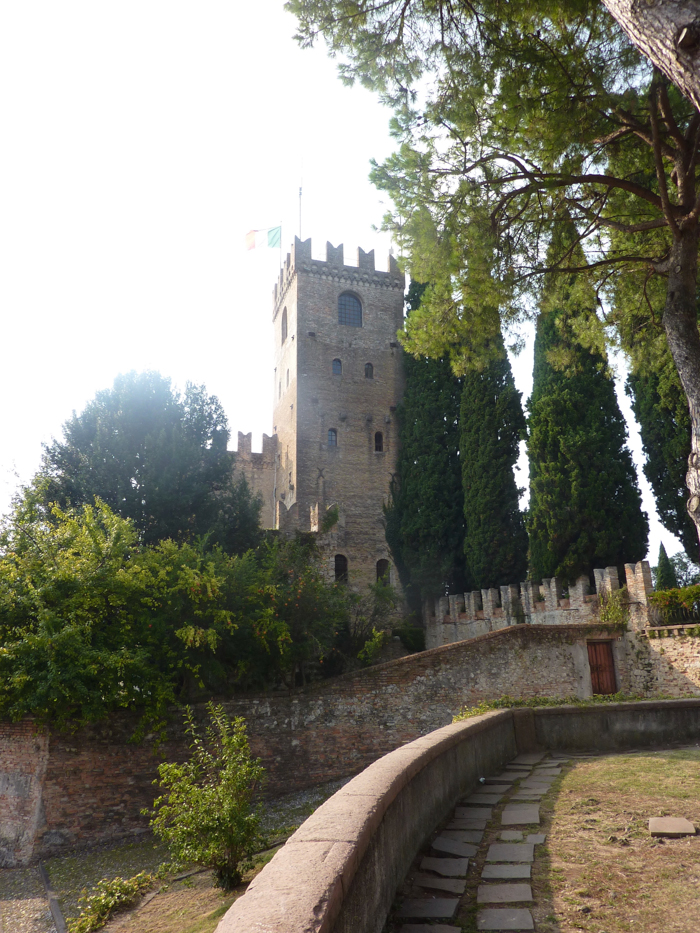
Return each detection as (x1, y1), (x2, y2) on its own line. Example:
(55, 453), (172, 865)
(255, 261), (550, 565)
(425, 561), (654, 649)
(273, 236), (404, 315)
(235, 431), (277, 463)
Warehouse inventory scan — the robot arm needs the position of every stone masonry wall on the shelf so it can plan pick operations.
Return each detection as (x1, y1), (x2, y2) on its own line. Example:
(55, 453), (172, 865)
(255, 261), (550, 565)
(2, 622), (626, 864)
(426, 561), (654, 648)
(0, 721), (48, 867)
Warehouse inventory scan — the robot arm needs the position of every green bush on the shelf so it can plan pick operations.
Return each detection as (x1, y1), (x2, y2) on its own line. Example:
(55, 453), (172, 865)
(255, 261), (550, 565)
(145, 703), (264, 890)
(67, 871), (154, 933)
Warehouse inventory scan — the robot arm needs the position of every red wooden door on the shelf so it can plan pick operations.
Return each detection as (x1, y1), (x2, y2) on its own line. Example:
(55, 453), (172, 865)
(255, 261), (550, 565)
(587, 641), (617, 695)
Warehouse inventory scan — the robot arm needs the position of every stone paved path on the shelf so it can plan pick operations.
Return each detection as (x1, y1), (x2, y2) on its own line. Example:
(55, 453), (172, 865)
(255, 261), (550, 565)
(394, 750), (570, 933)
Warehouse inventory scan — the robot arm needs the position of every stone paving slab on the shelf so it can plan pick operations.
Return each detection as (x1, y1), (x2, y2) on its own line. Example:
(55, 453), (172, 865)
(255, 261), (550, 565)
(397, 898), (459, 918)
(649, 817), (696, 837)
(477, 907), (534, 930)
(521, 774), (555, 785)
(516, 783), (551, 794)
(510, 794), (542, 801)
(469, 784), (511, 793)
(500, 831), (523, 841)
(527, 834), (546, 844)
(413, 873), (467, 895)
(505, 765), (532, 772)
(441, 830), (484, 844)
(420, 857), (469, 877)
(533, 767), (561, 774)
(486, 843), (534, 862)
(446, 818), (487, 830)
(501, 804), (539, 825)
(482, 864), (531, 880)
(455, 807), (492, 819)
(400, 925), (461, 933)
(464, 794), (503, 805)
(494, 771), (524, 781)
(512, 753), (545, 764)
(432, 835), (478, 858)
(477, 883), (533, 904)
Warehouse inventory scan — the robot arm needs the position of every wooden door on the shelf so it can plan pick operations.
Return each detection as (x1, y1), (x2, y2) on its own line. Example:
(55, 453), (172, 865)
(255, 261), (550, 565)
(587, 641), (617, 695)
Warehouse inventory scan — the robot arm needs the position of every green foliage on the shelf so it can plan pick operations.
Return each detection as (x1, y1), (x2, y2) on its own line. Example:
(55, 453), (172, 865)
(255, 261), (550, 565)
(320, 504), (339, 533)
(655, 543), (679, 591)
(669, 552), (700, 588)
(599, 588), (630, 630)
(36, 371), (262, 554)
(460, 333), (528, 589)
(527, 217), (648, 581)
(67, 872), (155, 933)
(384, 281), (465, 604)
(648, 584), (700, 613)
(392, 620), (426, 653)
(357, 627), (387, 665)
(626, 364), (696, 561)
(146, 703), (264, 890)
(452, 691), (659, 722)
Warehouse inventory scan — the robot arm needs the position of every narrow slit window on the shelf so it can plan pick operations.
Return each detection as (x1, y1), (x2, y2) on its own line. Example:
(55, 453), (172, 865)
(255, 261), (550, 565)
(335, 554), (348, 583)
(365, 362), (373, 379)
(281, 308), (288, 343)
(328, 428), (337, 447)
(338, 292), (362, 327)
(374, 431), (383, 452)
(332, 358), (342, 375)
(376, 559), (390, 583)
(286, 369), (290, 387)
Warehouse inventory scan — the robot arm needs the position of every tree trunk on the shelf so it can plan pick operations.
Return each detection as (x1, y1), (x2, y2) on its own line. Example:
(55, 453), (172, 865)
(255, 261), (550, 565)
(660, 227), (700, 556)
(602, 0), (700, 113)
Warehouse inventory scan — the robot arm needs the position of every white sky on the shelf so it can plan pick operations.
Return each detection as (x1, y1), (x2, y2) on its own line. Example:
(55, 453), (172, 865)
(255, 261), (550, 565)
(0, 0), (683, 566)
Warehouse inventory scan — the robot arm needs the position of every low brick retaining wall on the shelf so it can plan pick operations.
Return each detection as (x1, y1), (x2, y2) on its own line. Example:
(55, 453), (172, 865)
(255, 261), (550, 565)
(220, 699), (700, 933)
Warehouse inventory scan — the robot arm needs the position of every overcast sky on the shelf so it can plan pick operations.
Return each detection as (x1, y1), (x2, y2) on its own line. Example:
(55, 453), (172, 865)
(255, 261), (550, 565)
(0, 1), (684, 565)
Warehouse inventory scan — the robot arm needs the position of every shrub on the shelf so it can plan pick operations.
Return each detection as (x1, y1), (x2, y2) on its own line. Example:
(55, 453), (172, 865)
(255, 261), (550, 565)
(145, 703), (264, 890)
(67, 872), (154, 933)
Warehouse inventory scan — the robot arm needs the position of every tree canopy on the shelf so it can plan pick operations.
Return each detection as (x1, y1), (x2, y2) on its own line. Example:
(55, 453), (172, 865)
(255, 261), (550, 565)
(37, 371), (261, 554)
(288, 0), (700, 545)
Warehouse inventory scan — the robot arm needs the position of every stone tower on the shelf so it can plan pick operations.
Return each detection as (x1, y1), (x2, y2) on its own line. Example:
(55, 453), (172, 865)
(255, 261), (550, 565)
(268, 236), (405, 590)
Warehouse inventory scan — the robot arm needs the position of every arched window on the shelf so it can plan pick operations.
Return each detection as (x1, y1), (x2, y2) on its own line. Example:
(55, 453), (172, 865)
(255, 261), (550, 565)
(328, 428), (337, 447)
(332, 358), (342, 375)
(281, 308), (288, 343)
(374, 431), (383, 452)
(335, 554), (348, 583)
(338, 292), (362, 327)
(365, 362), (373, 379)
(376, 559), (390, 583)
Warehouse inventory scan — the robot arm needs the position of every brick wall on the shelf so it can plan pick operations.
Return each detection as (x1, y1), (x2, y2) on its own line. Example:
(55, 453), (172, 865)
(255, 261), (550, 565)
(0, 721), (48, 866)
(1, 621), (634, 864)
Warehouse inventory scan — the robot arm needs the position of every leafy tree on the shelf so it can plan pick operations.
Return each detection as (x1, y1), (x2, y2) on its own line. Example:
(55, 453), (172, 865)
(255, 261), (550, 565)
(527, 218), (648, 581)
(146, 703), (263, 890)
(384, 281), (465, 606)
(38, 371), (261, 553)
(288, 0), (700, 547)
(654, 542), (679, 590)
(626, 362), (696, 560)
(0, 495), (232, 732)
(671, 550), (700, 587)
(460, 333), (528, 589)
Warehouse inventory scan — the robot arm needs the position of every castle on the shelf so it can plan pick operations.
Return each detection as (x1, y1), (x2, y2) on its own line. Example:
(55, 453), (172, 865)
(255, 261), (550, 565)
(235, 236), (406, 591)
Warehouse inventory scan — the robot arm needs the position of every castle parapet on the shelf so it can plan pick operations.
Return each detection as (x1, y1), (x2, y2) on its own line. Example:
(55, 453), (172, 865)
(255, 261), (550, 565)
(425, 561), (653, 649)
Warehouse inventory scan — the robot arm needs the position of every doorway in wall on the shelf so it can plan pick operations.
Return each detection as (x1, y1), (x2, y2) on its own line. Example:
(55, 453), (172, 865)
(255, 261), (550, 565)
(587, 641), (617, 695)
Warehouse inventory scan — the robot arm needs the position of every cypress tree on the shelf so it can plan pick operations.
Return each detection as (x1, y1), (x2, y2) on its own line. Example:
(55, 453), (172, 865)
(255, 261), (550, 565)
(384, 282), (465, 608)
(527, 219), (649, 582)
(626, 360), (696, 561)
(655, 542), (679, 591)
(460, 333), (528, 590)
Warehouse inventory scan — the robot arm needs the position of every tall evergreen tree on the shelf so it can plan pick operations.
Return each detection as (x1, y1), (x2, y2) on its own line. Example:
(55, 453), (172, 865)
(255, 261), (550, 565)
(626, 358), (696, 561)
(385, 282), (465, 609)
(655, 542), (679, 591)
(527, 220), (649, 583)
(460, 334), (528, 590)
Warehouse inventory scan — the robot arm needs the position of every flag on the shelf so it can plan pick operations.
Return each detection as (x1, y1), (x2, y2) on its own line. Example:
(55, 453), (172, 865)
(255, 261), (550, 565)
(246, 226), (281, 250)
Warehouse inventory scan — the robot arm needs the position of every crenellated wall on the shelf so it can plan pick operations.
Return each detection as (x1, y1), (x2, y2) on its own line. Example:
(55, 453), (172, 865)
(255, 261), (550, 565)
(424, 560), (654, 648)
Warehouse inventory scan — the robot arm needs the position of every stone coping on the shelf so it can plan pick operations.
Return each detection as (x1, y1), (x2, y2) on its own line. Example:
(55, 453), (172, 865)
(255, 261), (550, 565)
(216, 709), (514, 933)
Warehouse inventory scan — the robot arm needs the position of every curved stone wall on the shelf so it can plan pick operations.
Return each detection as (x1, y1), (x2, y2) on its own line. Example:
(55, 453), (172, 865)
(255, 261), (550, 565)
(218, 699), (700, 933)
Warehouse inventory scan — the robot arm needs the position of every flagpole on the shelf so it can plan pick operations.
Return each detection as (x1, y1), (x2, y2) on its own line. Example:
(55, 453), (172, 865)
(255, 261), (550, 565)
(299, 186), (302, 239)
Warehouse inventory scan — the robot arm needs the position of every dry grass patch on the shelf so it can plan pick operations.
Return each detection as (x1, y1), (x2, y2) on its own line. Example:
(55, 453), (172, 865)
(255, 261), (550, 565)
(533, 748), (700, 933)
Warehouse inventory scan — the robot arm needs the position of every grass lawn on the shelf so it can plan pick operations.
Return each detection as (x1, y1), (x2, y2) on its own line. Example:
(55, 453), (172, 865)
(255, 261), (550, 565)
(533, 748), (700, 932)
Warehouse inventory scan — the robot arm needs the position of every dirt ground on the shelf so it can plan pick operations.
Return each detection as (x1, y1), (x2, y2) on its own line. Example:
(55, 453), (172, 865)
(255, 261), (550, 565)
(532, 747), (700, 933)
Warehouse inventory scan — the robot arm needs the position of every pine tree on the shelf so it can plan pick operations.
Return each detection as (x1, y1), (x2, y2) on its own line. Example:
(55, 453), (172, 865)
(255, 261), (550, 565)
(626, 360), (696, 562)
(385, 282), (465, 609)
(460, 333), (528, 590)
(655, 542), (679, 591)
(527, 220), (649, 582)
